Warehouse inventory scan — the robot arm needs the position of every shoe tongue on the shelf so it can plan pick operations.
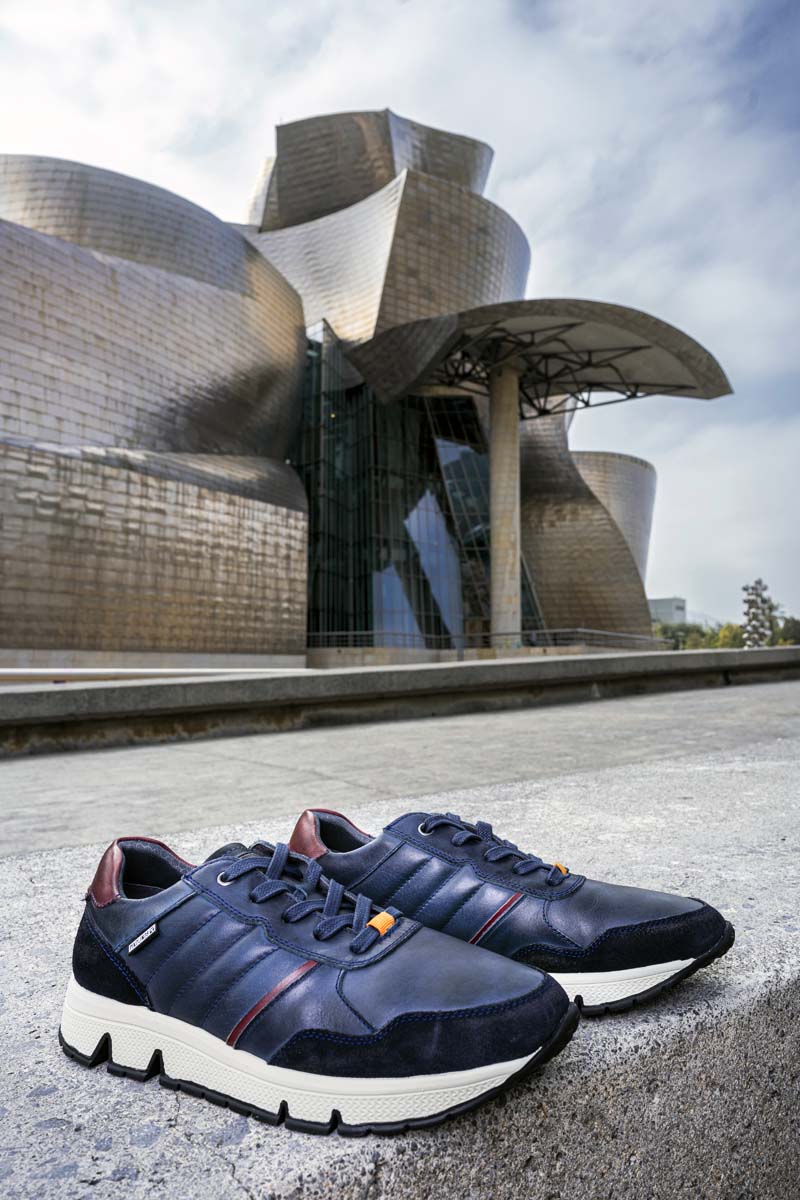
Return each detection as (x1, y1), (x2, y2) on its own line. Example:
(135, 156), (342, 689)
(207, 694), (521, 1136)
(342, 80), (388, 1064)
(203, 841), (248, 863)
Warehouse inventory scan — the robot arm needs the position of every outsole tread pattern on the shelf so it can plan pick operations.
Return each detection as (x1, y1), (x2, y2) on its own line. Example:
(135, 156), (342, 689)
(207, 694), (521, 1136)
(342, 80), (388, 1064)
(576, 921), (736, 1016)
(58, 1001), (580, 1136)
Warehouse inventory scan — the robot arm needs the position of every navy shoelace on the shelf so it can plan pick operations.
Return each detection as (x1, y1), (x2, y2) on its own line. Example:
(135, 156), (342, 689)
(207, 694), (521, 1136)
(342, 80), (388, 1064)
(218, 842), (398, 954)
(418, 813), (569, 886)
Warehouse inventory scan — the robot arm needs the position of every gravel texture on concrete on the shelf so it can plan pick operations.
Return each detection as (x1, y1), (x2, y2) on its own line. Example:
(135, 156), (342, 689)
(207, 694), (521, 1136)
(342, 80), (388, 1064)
(1, 726), (798, 1199)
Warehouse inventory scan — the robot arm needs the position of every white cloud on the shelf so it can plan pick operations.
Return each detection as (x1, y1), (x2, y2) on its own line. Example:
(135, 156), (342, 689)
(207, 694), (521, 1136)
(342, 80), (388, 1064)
(0, 0), (797, 618)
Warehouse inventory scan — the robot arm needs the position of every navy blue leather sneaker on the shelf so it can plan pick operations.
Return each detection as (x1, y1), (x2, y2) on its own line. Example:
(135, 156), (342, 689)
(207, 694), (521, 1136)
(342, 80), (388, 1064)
(60, 836), (578, 1134)
(289, 809), (735, 1015)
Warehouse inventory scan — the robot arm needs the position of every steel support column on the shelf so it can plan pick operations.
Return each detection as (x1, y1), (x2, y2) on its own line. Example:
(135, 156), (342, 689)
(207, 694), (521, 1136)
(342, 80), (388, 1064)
(489, 366), (521, 648)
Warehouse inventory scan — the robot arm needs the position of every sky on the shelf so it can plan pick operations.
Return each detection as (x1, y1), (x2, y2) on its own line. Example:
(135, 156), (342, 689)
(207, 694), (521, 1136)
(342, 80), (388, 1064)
(0, 0), (797, 622)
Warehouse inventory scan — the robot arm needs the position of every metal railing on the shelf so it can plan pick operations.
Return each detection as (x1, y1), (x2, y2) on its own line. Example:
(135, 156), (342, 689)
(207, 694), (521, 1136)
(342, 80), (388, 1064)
(307, 628), (671, 652)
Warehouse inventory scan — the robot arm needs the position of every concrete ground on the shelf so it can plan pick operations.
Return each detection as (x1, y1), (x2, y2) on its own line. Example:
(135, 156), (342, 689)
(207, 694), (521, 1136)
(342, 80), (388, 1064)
(1, 681), (798, 1198)
(2, 679), (799, 857)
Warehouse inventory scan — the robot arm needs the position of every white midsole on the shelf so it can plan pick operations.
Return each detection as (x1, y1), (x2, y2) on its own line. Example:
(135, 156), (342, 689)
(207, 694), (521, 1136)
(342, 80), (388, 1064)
(549, 957), (694, 1007)
(60, 977), (538, 1126)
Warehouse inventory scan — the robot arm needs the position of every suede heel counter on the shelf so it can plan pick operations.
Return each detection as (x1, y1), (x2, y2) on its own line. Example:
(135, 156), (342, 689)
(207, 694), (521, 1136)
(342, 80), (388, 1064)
(72, 906), (148, 1006)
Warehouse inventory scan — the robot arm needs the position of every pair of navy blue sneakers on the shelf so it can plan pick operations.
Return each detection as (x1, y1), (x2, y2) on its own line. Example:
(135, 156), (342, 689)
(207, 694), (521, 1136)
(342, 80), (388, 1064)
(60, 807), (734, 1135)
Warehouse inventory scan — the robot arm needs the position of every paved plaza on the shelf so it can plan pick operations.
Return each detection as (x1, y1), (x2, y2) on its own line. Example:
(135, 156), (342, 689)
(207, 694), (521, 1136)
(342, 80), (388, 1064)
(1, 682), (798, 1197)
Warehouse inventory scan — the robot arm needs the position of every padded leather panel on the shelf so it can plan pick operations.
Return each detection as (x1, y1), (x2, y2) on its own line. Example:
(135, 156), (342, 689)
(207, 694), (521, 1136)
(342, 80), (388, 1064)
(170, 924), (268, 1026)
(320, 835), (406, 891)
(201, 947), (304, 1042)
(545, 878), (701, 948)
(237, 964), (369, 1060)
(414, 864), (483, 928)
(477, 893), (566, 956)
(381, 855), (456, 916)
(341, 926), (543, 1027)
(98, 880), (197, 952)
(145, 909), (224, 1009)
(122, 893), (217, 984)
(441, 881), (517, 942)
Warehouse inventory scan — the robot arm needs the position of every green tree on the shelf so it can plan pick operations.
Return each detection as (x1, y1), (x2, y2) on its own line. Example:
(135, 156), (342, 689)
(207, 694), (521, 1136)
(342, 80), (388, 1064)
(778, 616), (800, 645)
(653, 622), (711, 650)
(716, 622), (744, 649)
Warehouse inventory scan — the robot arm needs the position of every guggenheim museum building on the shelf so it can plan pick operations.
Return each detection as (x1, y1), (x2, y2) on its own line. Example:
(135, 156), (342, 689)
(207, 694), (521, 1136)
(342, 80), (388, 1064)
(0, 110), (731, 667)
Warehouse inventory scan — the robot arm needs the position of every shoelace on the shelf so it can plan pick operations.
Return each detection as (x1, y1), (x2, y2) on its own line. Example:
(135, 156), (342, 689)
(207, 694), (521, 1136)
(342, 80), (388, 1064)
(218, 842), (398, 954)
(418, 813), (569, 886)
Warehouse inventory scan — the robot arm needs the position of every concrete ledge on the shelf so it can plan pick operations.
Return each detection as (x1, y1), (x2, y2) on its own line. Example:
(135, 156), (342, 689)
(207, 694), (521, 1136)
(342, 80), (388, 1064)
(1, 646), (799, 756)
(1, 741), (797, 1198)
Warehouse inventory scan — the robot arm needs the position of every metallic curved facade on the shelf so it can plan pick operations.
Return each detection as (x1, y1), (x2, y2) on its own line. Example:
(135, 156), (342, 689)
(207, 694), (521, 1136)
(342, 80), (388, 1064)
(249, 109), (493, 232)
(0, 441), (307, 657)
(0, 109), (732, 663)
(0, 155), (277, 297)
(0, 216), (304, 457)
(0, 157), (308, 663)
(246, 170), (529, 345)
(519, 417), (654, 636)
(571, 451), (656, 582)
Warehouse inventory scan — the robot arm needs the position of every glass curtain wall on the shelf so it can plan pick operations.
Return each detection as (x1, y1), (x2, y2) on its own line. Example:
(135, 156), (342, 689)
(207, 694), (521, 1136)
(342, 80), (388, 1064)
(295, 326), (544, 648)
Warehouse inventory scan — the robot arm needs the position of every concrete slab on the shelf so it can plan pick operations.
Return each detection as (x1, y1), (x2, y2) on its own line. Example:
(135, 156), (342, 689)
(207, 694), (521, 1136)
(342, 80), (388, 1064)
(1, 735), (798, 1198)
(1, 646), (799, 757)
(1, 680), (798, 857)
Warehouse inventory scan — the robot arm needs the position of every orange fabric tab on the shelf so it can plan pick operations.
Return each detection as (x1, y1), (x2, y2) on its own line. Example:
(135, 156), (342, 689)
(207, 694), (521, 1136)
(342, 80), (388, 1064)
(367, 911), (395, 935)
(554, 862), (569, 876)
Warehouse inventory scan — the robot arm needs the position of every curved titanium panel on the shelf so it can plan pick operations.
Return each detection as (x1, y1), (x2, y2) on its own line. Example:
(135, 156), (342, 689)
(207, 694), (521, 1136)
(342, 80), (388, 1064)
(0, 155), (279, 298)
(519, 416), (654, 635)
(0, 216), (305, 457)
(374, 173), (529, 333)
(250, 176), (405, 344)
(571, 450), (656, 582)
(250, 172), (529, 344)
(251, 109), (493, 231)
(0, 440), (308, 656)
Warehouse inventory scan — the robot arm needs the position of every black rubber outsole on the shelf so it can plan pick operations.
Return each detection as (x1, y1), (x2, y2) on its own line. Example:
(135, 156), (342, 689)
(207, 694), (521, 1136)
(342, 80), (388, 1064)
(576, 920), (736, 1016)
(58, 999), (580, 1136)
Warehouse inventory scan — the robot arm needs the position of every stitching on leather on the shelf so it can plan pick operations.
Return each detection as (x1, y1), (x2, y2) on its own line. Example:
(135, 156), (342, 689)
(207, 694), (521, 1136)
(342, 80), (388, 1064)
(143, 908), (220, 987)
(395, 828), (585, 899)
(513, 906), (714, 961)
(271, 984), (548, 1056)
(542, 899), (583, 949)
(84, 909), (150, 1007)
(413, 864), (461, 919)
(237, 963), (321, 1045)
(166, 924), (252, 1017)
(346, 841), (404, 892)
(198, 947), (277, 1027)
(440, 884), (486, 931)
(335, 970), (376, 1032)
(381, 857), (432, 907)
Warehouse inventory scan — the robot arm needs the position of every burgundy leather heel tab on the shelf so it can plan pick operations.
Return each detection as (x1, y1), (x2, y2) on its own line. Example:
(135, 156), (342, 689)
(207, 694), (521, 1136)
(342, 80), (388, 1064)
(289, 808), (372, 859)
(87, 836), (195, 906)
(289, 810), (328, 859)
(88, 841), (124, 907)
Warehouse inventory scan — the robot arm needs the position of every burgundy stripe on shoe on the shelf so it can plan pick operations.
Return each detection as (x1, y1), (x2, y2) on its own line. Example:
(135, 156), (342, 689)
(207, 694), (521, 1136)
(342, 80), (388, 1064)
(468, 892), (523, 945)
(226, 960), (318, 1047)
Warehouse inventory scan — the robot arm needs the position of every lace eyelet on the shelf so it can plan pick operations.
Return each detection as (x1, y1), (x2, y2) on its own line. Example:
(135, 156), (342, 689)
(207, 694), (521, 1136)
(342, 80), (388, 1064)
(217, 872), (234, 886)
(418, 823), (434, 836)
